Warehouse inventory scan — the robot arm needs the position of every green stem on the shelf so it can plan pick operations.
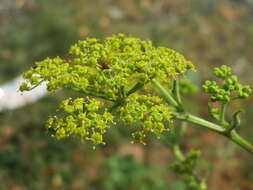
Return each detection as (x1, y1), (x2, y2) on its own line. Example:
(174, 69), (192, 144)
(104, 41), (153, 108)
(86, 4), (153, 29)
(219, 102), (227, 126)
(108, 100), (124, 112)
(127, 82), (144, 96)
(178, 122), (187, 140)
(227, 110), (242, 132)
(152, 79), (180, 108)
(108, 82), (145, 112)
(173, 79), (182, 105)
(225, 130), (253, 154)
(173, 113), (225, 133)
(173, 113), (253, 154)
(30, 80), (44, 90)
(172, 144), (185, 161)
(65, 85), (114, 101)
(152, 79), (253, 154)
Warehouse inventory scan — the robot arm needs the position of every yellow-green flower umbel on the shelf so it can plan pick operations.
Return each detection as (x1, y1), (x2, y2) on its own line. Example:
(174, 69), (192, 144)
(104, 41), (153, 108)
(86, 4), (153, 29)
(20, 34), (194, 146)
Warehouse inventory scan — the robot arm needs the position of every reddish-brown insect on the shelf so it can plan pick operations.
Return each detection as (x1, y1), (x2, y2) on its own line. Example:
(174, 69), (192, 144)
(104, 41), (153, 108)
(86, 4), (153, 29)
(99, 59), (110, 70)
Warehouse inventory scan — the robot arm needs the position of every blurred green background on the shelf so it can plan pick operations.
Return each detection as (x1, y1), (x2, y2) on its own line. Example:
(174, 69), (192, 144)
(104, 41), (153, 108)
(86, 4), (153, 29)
(0, 0), (253, 189)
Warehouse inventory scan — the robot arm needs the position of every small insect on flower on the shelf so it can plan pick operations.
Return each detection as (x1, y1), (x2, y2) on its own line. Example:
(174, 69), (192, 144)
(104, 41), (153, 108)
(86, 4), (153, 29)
(99, 59), (110, 70)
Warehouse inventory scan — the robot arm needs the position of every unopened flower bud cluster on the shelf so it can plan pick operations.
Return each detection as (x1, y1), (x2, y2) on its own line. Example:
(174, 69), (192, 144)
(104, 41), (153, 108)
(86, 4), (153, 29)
(203, 65), (251, 102)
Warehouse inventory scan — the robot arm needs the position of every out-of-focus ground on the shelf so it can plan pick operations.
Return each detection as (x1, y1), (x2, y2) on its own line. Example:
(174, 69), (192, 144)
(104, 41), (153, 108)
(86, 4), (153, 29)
(0, 0), (253, 189)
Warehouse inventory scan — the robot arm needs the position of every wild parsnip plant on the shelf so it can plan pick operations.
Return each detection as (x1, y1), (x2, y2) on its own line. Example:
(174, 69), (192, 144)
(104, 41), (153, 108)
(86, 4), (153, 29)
(20, 34), (253, 189)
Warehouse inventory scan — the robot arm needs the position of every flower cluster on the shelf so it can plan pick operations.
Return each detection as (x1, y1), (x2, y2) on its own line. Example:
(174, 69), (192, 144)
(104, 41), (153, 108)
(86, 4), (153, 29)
(20, 34), (194, 101)
(170, 150), (206, 190)
(46, 97), (114, 145)
(170, 150), (201, 174)
(203, 65), (251, 102)
(179, 80), (197, 94)
(45, 94), (173, 145)
(118, 94), (173, 144)
(213, 65), (231, 78)
(19, 34), (193, 146)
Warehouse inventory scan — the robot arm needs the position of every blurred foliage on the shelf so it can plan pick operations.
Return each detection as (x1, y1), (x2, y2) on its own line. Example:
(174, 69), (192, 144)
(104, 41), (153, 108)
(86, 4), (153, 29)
(1, 0), (253, 189)
(170, 150), (207, 190)
(90, 155), (168, 190)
